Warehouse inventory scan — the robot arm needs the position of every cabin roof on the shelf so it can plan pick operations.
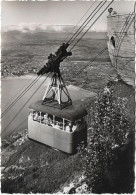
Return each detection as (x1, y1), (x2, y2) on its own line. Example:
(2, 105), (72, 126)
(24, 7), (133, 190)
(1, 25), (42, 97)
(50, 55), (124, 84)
(29, 100), (87, 121)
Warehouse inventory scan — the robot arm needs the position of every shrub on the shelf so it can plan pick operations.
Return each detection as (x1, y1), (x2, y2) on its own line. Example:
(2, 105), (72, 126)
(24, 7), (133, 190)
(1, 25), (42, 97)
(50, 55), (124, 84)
(80, 81), (131, 192)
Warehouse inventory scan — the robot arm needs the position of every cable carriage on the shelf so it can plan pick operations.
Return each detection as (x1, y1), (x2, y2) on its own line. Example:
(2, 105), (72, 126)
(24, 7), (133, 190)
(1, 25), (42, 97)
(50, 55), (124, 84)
(28, 42), (88, 154)
(28, 100), (87, 154)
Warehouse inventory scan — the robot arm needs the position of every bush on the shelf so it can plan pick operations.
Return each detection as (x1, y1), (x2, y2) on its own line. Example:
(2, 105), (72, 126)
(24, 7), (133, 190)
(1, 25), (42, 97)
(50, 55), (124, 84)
(80, 81), (131, 192)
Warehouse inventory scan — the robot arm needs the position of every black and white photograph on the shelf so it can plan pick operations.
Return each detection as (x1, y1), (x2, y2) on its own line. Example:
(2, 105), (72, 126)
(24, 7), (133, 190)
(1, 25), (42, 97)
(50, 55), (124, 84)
(1, 0), (135, 193)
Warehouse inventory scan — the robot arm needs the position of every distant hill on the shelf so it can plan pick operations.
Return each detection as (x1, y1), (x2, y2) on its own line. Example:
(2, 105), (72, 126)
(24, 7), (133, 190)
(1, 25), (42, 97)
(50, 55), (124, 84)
(1, 25), (107, 44)
(1, 31), (107, 45)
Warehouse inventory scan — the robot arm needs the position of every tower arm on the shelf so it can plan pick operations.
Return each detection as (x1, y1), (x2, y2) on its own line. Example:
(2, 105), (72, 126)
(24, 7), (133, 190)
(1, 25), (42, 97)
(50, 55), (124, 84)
(37, 43), (72, 76)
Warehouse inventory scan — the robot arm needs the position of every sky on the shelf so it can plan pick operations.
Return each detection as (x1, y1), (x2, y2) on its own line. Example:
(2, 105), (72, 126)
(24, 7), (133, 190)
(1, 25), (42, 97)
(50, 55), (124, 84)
(1, 0), (135, 32)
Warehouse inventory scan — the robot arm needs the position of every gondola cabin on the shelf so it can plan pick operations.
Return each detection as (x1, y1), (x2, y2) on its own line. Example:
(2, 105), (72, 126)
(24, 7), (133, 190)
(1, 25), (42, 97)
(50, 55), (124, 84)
(28, 100), (87, 154)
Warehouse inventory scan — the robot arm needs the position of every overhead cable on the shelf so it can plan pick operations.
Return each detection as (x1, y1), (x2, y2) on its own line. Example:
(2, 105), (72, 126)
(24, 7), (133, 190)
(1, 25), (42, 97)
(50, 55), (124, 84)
(67, 1), (104, 44)
(63, 1), (96, 43)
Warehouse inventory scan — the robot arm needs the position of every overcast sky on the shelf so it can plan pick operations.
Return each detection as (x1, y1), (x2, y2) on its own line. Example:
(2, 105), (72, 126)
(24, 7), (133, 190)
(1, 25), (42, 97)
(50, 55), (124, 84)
(1, 0), (135, 31)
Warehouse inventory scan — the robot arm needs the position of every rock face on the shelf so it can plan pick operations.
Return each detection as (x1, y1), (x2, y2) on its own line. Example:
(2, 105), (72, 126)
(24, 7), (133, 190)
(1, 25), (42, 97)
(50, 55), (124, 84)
(107, 13), (135, 86)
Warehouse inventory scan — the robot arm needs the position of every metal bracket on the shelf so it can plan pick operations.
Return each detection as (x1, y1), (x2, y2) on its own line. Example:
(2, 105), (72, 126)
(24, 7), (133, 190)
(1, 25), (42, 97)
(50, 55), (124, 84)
(42, 73), (72, 109)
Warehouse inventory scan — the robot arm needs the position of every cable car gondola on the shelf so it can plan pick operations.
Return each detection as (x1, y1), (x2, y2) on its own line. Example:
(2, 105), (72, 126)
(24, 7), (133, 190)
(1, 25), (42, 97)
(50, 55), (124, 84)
(28, 42), (88, 154)
(28, 100), (87, 154)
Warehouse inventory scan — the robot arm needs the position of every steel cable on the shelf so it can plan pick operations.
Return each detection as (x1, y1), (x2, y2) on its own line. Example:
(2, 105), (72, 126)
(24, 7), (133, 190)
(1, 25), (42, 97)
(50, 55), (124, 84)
(65, 46), (108, 83)
(63, 1), (96, 43)
(67, 1), (104, 44)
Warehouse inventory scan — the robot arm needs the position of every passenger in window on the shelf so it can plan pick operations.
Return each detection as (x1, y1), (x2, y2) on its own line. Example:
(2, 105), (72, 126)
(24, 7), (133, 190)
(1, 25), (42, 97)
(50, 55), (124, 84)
(41, 113), (44, 123)
(40, 114), (44, 122)
(54, 121), (60, 129)
(65, 122), (72, 132)
(59, 122), (63, 130)
(69, 122), (73, 132)
(42, 114), (48, 124)
(33, 112), (39, 121)
(29, 112), (33, 120)
(75, 120), (81, 131)
(72, 123), (77, 131)
(48, 117), (53, 126)
(65, 122), (70, 132)
(36, 112), (41, 122)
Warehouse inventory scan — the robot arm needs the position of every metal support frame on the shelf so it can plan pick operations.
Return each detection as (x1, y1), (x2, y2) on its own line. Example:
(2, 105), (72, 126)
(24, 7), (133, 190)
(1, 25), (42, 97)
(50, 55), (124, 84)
(42, 73), (72, 109)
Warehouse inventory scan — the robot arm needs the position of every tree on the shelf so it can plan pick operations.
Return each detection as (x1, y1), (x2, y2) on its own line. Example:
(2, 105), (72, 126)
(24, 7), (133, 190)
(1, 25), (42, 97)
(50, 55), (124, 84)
(80, 81), (131, 192)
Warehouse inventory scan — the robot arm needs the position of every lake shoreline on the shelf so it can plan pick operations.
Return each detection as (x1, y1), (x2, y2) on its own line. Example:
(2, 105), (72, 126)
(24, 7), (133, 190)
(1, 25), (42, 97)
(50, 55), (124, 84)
(2, 74), (38, 80)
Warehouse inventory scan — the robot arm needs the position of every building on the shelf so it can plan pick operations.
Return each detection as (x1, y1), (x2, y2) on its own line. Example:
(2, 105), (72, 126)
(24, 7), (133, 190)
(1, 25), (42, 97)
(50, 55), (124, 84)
(107, 11), (135, 86)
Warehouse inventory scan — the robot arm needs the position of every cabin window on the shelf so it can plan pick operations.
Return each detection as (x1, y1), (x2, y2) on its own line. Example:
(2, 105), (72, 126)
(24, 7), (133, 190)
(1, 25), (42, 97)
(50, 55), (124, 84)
(33, 111), (42, 122)
(110, 36), (115, 48)
(74, 118), (87, 131)
(41, 113), (48, 124)
(64, 118), (85, 132)
(29, 110), (42, 122)
(65, 120), (74, 132)
(54, 116), (63, 130)
(48, 114), (53, 126)
(41, 113), (53, 126)
(29, 110), (87, 133)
